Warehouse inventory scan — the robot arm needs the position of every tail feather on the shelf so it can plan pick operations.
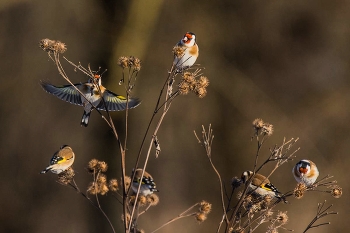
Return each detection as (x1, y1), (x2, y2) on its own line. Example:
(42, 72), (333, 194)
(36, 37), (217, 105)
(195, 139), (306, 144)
(81, 111), (91, 127)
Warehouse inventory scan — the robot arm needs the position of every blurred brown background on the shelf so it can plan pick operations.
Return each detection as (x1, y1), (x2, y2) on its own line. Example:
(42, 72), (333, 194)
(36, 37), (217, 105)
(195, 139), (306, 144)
(1, 0), (349, 232)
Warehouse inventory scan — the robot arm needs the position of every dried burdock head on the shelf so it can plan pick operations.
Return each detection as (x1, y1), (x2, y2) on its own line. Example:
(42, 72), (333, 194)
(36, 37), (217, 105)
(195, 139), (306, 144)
(97, 174), (107, 185)
(276, 211), (288, 224)
(195, 212), (207, 223)
(87, 159), (99, 173)
(146, 193), (160, 206)
(99, 184), (109, 195)
(262, 123), (273, 136)
(87, 182), (98, 195)
(195, 86), (207, 98)
(197, 76), (210, 88)
(57, 167), (75, 185)
(330, 186), (342, 198)
(250, 203), (262, 214)
(97, 161), (108, 172)
(199, 201), (212, 214)
(231, 176), (241, 188)
(108, 179), (119, 192)
(252, 118), (264, 132)
(294, 183), (307, 199)
(53, 41), (67, 54)
(128, 56), (141, 71)
(138, 195), (147, 206)
(117, 56), (129, 69)
(178, 82), (191, 95)
(181, 72), (196, 89)
(172, 45), (186, 58)
(39, 39), (66, 54)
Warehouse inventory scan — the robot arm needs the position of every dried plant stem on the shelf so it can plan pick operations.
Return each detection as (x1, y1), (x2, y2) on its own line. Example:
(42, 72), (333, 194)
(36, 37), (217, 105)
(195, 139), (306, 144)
(150, 203), (199, 233)
(66, 179), (116, 233)
(303, 201), (338, 233)
(194, 125), (228, 232)
(128, 70), (176, 231)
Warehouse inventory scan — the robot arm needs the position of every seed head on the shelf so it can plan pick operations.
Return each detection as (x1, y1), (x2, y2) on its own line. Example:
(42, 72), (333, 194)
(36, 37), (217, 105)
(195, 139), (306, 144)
(97, 161), (108, 172)
(108, 179), (119, 192)
(331, 186), (342, 198)
(147, 193), (160, 206)
(172, 45), (186, 58)
(276, 211), (288, 224)
(199, 201), (212, 214)
(117, 56), (129, 69)
(87, 159), (99, 173)
(195, 212), (207, 223)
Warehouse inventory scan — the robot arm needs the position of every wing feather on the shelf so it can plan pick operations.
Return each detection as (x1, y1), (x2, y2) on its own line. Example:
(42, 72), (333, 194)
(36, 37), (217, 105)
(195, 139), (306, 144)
(97, 90), (141, 111)
(40, 81), (83, 106)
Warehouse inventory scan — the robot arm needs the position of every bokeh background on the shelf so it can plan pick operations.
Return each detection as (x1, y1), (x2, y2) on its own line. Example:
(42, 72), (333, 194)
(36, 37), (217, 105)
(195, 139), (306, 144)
(1, 0), (349, 232)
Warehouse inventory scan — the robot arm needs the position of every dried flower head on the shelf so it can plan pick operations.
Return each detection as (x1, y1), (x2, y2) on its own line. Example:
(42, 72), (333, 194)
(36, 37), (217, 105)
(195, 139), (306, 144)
(261, 195), (272, 209)
(87, 159), (99, 173)
(117, 56), (129, 69)
(53, 41), (67, 54)
(172, 45), (186, 58)
(276, 211), (288, 224)
(252, 118), (264, 131)
(97, 174), (107, 185)
(178, 82), (190, 95)
(100, 184), (109, 195)
(108, 179), (119, 192)
(39, 39), (66, 54)
(147, 193), (160, 206)
(331, 186), (342, 198)
(128, 56), (141, 71)
(97, 161), (108, 172)
(138, 195), (147, 206)
(195, 212), (207, 223)
(294, 183), (307, 199)
(262, 123), (273, 136)
(195, 86), (207, 98)
(199, 201), (212, 214)
(57, 167), (75, 185)
(197, 76), (210, 88)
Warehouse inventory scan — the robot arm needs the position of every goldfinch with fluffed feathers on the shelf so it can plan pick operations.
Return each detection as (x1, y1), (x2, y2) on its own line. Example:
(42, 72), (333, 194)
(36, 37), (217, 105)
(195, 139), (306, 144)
(173, 32), (199, 71)
(41, 145), (75, 174)
(292, 159), (319, 186)
(241, 170), (287, 203)
(40, 75), (141, 127)
(131, 168), (159, 196)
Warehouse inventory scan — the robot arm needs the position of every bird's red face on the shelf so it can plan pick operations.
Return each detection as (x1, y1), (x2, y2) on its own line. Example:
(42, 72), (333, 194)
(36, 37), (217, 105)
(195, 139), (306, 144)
(299, 167), (308, 174)
(182, 32), (195, 44)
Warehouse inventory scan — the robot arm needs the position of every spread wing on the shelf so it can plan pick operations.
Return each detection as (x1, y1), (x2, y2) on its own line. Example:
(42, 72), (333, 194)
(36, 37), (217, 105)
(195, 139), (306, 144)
(40, 81), (83, 106)
(97, 90), (141, 111)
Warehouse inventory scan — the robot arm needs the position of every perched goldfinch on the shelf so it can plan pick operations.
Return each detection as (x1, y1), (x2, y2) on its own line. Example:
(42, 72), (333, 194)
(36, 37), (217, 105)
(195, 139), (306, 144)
(41, 145), (75, 174)
(40, 74), (141, 127)
(131, 168), (159, 196)
(292, 159), (319, 186)
(173, 32), (199, 71)
(241, 170), (287, 203)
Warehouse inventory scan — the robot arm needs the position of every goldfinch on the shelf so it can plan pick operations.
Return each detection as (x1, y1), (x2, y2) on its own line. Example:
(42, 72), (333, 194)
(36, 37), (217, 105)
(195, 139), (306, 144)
(173, 32), (199, 72)
(40, 74), (141, 127)
(131, 168), (159, 196)
(241, 170), (286, 203)
(292, 159), (319, 186)
(41, 145), (75, 174)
